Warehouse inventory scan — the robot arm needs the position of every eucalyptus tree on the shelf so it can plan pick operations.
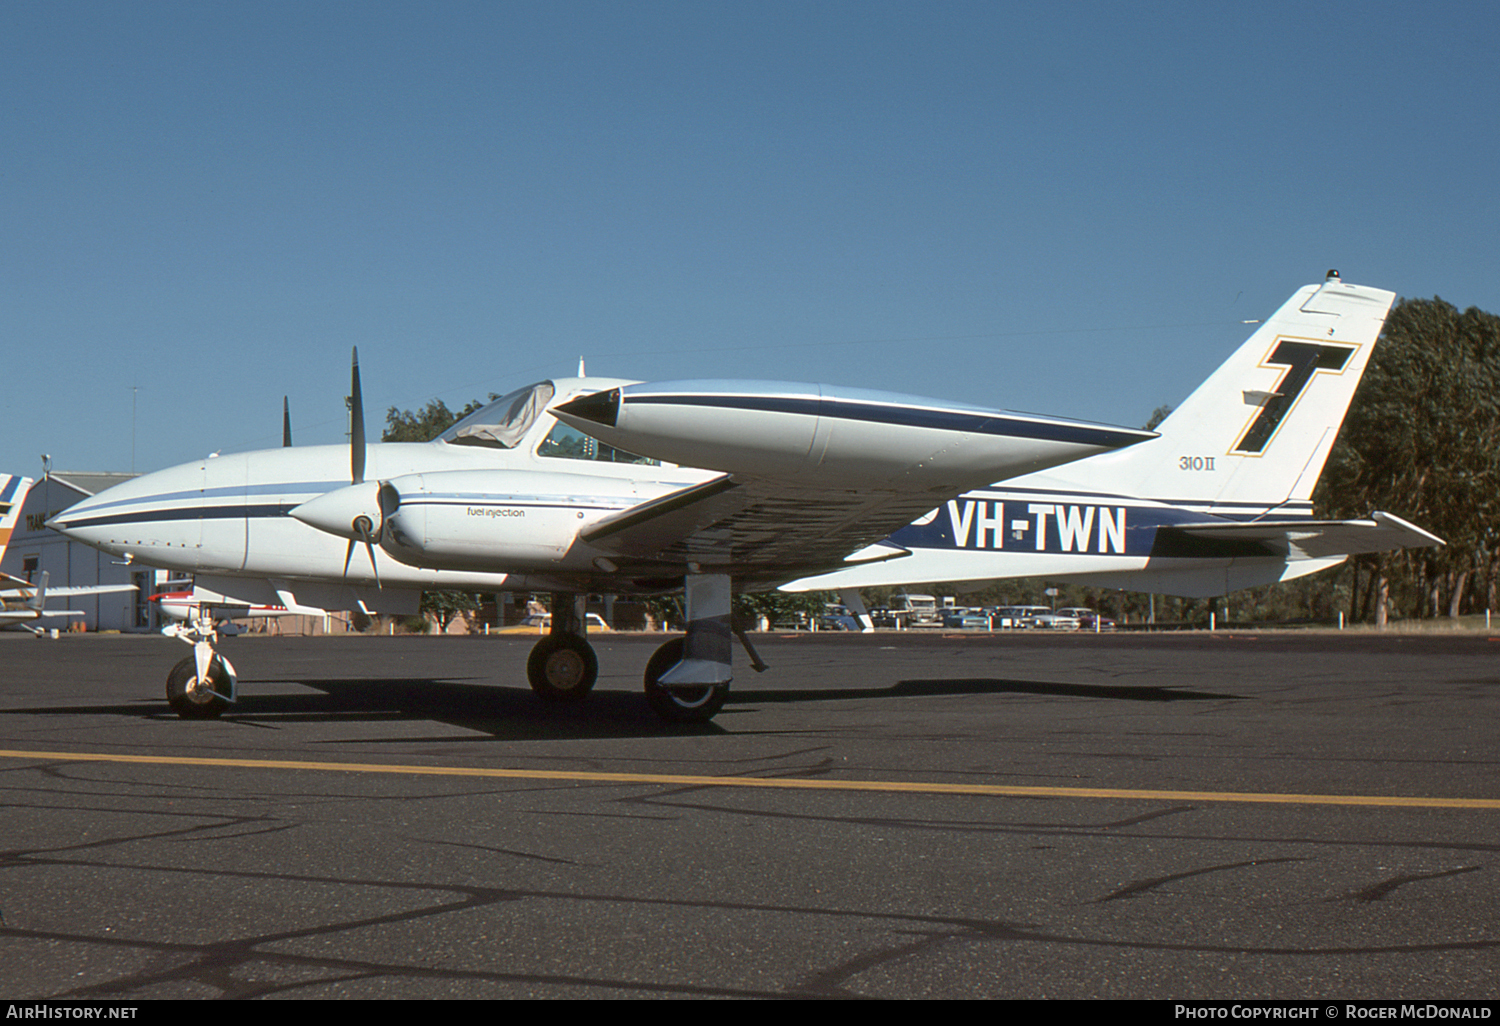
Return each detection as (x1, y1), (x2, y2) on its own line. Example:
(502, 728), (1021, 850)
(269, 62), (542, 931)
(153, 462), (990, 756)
(1316, 297), (1500, 621)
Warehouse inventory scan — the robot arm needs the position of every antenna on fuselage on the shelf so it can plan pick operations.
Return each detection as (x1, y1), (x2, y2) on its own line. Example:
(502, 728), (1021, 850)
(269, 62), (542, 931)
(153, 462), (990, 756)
(578, 357), (586, 378)
(283, 396), (293, 447)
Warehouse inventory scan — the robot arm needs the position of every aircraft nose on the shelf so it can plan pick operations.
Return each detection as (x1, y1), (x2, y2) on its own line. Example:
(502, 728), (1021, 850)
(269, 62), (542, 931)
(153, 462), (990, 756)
(46, 503), (93, 538)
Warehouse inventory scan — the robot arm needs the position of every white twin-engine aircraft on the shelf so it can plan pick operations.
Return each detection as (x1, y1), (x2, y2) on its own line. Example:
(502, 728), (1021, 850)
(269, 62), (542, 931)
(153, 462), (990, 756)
(50, 273), (1440, 722)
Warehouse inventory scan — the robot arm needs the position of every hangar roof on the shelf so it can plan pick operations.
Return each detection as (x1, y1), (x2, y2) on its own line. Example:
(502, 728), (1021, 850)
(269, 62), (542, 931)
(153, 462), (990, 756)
(46, 472), (138, 497)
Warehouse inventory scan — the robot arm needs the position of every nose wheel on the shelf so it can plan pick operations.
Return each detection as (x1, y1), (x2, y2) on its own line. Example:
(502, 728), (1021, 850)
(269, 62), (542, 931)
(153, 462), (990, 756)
(166, 655), (232, 719)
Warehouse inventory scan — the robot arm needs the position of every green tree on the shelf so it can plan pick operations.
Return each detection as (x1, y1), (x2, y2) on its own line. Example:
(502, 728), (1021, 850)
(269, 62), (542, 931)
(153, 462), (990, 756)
(383, 396), (491, 443)
(422, 589), (478, 632)
(1316, 297), (1500, 621)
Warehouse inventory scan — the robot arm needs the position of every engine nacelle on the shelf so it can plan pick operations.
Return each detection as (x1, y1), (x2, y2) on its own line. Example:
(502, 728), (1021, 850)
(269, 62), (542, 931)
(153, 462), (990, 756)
(381, 470), (646, 572)
(293, 469), (644, 574)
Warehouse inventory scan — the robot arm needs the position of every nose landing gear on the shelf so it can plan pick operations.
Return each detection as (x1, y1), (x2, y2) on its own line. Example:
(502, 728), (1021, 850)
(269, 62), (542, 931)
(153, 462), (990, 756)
(162, 613), (237, 719)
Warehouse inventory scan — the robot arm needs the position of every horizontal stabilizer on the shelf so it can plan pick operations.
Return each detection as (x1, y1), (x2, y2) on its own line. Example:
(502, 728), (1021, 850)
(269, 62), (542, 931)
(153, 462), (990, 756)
(38, 583), (139, 599)
(1163, 511), (1443, 560)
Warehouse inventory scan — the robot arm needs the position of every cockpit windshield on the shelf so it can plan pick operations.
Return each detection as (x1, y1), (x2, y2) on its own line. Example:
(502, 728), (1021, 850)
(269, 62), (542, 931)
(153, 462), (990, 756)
(439, 381), (555, 449)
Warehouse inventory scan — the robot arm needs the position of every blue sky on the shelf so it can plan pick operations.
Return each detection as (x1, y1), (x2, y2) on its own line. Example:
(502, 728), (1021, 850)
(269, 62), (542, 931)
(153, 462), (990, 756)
(5, 0), (1498, 476)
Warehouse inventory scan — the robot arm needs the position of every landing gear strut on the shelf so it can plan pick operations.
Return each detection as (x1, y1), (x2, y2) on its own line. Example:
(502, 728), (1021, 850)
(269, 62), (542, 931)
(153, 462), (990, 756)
(161, 611), (237, 719)
(526, 593), (599, 701)
(642, 574), (738, 724)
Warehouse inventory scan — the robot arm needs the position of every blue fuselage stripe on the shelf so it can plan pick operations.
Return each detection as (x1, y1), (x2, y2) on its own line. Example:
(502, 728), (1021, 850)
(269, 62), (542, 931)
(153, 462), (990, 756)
(55, 503), (299, 528)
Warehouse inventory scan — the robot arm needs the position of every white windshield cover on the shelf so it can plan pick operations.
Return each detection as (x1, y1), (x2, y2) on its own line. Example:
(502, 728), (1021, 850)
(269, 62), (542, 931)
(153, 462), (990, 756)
(441, 381), (556, 449)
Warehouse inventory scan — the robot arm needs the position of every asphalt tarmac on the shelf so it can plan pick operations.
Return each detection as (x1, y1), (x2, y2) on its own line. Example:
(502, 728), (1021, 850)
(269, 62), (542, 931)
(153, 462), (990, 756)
(1, 628), (1496, 999)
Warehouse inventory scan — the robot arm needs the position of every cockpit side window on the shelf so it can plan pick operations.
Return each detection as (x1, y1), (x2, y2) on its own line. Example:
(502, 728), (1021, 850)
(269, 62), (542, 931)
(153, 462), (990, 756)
(440, 381), (555, 449)
(537, 421), (660, 466)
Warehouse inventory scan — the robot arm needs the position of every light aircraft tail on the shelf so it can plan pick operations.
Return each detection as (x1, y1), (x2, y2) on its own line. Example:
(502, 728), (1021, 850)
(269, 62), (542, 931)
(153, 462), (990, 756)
(0, 476), (34, 567)
(1042, 273), (1397, 516)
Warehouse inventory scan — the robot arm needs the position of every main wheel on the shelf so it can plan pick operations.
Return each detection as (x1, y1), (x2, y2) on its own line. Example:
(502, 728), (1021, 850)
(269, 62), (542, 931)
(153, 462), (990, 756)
(166, 655), (231, 719)
(643, 638), (729, 724)
(527, 633), (599, 701)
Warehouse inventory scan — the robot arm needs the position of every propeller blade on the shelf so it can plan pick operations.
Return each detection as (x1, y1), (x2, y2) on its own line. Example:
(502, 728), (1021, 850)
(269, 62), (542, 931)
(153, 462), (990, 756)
(352, 514), (382, 589)
(342, 537), (357, 577)
(363, 534), (382, 590)
(283, 396), (293, 447)
(349, 346), (366, 484)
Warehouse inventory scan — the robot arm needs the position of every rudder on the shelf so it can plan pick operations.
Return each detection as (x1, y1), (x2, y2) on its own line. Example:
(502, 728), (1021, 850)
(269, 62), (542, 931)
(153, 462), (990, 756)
(0, 476), (35, 566)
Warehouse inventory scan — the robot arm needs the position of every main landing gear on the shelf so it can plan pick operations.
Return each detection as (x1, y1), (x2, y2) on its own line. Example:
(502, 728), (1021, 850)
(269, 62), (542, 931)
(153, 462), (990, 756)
(526, 594), (599, 702)
(525, 578), (761, 724)
(642, 636), (728, 723)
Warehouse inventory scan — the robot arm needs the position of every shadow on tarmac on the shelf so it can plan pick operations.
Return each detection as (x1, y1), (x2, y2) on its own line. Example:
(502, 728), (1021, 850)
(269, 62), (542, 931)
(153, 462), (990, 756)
(6, 673), (1241, 742)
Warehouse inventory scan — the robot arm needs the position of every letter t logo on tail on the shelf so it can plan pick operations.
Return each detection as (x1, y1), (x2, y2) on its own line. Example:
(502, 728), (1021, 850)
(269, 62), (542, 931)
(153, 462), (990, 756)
(1234, 341), (1353, 454)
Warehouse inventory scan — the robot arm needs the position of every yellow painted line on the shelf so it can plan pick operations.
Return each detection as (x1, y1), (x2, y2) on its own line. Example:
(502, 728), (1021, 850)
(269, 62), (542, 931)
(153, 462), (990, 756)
(2, 748), (1497, 809)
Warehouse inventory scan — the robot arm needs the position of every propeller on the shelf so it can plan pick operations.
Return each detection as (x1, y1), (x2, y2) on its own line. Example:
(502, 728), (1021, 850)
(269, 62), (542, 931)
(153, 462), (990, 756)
(290, 348), (395, 588)
(349, 346), (366, 485)
(343, 347), (380, 586)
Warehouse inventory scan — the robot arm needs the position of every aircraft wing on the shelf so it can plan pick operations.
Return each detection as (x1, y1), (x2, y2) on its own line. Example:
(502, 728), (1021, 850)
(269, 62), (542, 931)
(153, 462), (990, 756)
(1, 571), (136, 608)
(1158, 511), (1444, 560)
(31, 583), (139, 598)
(555, 380), (1155, 585)
(1, 575), (137, 598)
(581, 473), (925, 584)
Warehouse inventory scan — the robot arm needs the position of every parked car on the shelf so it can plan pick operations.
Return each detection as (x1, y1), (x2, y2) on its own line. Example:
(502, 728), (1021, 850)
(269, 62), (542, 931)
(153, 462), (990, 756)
(821, 605), (862, 631)
(1057, 607), (1115, 630)
(941, 607), (991, 629)
(1012, 605), (1079, 629)
(988, 606), (1027, 629)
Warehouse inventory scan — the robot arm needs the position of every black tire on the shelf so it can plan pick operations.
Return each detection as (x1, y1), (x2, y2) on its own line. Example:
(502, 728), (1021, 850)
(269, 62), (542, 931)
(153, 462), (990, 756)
(643, 637), (729, 724)
(165, 655), (230, 719)
(527, 633), (599, 701)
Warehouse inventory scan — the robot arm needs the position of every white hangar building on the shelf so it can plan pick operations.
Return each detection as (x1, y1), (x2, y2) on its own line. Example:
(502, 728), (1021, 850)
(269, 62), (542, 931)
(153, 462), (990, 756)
(2, 472), (170, 633)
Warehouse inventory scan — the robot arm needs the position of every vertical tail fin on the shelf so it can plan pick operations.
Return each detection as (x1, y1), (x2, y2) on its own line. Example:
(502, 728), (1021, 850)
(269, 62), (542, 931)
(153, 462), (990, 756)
(28, 571), (49, 611)
(1046, 274), (1396, 515)
(0, 476), (35, 567)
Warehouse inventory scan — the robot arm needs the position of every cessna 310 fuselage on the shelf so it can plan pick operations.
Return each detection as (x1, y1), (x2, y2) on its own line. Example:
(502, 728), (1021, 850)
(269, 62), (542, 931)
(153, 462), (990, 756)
(50, 273), (1440, 723)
